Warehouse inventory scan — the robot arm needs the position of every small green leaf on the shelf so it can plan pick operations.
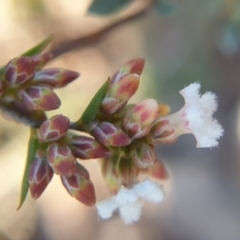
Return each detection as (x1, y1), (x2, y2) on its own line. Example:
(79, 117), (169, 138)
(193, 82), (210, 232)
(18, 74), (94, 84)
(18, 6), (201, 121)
(22, 35), (52, 57)
(17, 129), (39, 210)
(80, 79), (110, 125)
(89, 0), (132, 15)
(154, 0), (176, 15)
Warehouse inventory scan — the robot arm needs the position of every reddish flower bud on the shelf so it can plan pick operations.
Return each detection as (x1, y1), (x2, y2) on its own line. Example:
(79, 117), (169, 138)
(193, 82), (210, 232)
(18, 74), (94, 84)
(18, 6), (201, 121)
(33, 52), (54, 70)
(38, 115), (70, 142)
(20, 84), (61, 111)
(132, 143), (156, 168)
(141, 160), (169, 180)
(5, 57), (35, 86)
(33, 68), (80, 88)
(29, 151), (53, 199)
(70, 135), (110, 159)
(123, 98), (158, 140)
(61, 164), (96, 206)
(90, 121), (131, 147)
(101, 74), (139, 115)
(111, 58), (145, 84)
(47, 144), (76, 177)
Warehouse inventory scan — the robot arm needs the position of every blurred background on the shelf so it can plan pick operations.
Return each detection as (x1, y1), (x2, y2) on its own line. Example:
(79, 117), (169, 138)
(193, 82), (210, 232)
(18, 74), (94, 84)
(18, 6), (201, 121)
(1, 0), (240, 239)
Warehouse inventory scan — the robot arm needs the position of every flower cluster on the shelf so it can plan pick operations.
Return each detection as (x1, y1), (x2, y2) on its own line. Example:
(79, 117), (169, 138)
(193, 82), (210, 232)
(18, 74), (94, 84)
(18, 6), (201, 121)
(0, 53), (79, 114)
(9, 52), (223, 224)
(29, 114), (109, 206)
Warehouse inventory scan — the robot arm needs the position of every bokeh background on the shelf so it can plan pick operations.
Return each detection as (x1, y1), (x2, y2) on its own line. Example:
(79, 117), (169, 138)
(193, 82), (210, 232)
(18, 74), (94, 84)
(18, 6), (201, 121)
(1, 0), (240, 239)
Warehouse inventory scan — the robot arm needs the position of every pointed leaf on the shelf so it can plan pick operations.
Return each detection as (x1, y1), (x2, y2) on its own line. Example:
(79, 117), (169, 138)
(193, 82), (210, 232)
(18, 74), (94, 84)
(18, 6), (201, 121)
(17, 129), (39, 210)
(89, 0), (133, 15)
(80, 79), (109, 125)
(22, 35), (52, 57)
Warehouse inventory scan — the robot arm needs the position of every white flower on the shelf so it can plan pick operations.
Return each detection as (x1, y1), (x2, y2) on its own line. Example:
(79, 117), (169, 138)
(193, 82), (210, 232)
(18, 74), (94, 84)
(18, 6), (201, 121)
(152, 83), (223, 148)
(96, 178), (164, 224)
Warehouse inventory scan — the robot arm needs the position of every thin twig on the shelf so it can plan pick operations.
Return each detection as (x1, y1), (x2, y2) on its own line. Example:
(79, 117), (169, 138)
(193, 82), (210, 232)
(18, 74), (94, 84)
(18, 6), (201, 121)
(49, 0), (154, 59)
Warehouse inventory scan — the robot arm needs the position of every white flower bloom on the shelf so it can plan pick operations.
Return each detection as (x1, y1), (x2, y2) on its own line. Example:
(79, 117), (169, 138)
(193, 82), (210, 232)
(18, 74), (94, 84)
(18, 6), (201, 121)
(152, 83), (223, 148)
(96, 178), (164, 224)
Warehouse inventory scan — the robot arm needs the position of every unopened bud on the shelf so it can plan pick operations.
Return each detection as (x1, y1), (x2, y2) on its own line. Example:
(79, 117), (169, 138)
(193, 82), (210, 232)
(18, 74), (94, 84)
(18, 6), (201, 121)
(38, 114), (70, 142)
(61, 164), (96, 206)
(123, 98), (158, 140)
(101, 74), (139, 115)
(111, 58), (145, 84)
(20, 84), (61, 111)
(5, 57), (35, 86)
(29, 151), (53, 199)
(90, 121), (131, 147)
(132, 142), (156, 168)
(47, 143), (76, 177)
(33, 52), (54, 70)
(70, 135), (110, 159)
(33, 68), (80, 88)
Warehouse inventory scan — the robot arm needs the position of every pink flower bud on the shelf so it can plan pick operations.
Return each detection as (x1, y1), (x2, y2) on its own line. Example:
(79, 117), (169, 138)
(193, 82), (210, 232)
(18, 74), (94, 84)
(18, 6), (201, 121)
(101, 74), (139, 115)
(33, 52), (54, 70)
(70, 135), (110, 159)
(61, 164), (96, 206)
(38, 115), (70, 142)
(132, 142), (156, 168)
(146, 160), (169, 180)
(111, 58), (145, 84)
(20, 84), (61, 111)
(90, 121), (131, 147)
(33, 68), (80, 88)
(29, 151), (53, 199)
(5, 57), (35, 86)
(123, 98), (158, 140)
(47, 144), (76, 177)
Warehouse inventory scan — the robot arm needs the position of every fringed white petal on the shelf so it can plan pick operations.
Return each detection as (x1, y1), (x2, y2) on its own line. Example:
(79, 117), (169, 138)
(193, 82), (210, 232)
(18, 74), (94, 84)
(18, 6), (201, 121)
(180, 82), (223, 148)
(115, 186), (138, 204)
(119, 201), (143, 224)
(96, 180), (163, 224)
(134, 178), (164, 203)
(96, 197), (118, 219)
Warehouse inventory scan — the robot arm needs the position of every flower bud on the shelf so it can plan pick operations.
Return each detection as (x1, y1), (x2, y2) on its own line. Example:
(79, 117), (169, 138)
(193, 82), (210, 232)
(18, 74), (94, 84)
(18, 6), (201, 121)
(33, 52), (54, 70)
(38, 114), (70, 142)
(29, 151), (53, 199)
(5, 57), (35, 86)
(101, 157), (122, 193)
(47, 143), (76, 177)
(132, 142), (156, 168)
(61, 164), (96, 206)
(101, 74), (139, 115)
(123, 98), (158, 140)
(33, 68), (80, 88)
(111, 58), (145, 84)
(118, 156), (139, 188)
(70, 135), (110, 159)
(146, 160), (169, 180)
(20, 84), (61, 111)
(90, 121), (131, 147)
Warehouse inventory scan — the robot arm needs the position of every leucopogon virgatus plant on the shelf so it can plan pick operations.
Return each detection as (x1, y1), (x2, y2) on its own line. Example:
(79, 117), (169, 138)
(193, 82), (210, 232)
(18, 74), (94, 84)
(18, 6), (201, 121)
(0, 37), (223, 224)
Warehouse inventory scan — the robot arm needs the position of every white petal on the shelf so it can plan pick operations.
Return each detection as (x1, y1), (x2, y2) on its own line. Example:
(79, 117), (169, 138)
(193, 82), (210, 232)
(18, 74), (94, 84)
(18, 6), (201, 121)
(133, 178), (164, 203)
(115, 186), (138, 205)
(180, 82), (223, 148)
(119, 201), (143, 224)
(96, 197), (119, 219)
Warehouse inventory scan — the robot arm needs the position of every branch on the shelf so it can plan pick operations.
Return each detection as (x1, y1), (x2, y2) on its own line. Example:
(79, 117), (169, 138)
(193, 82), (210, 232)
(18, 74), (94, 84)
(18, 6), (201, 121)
(49, 0), (154, 58)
